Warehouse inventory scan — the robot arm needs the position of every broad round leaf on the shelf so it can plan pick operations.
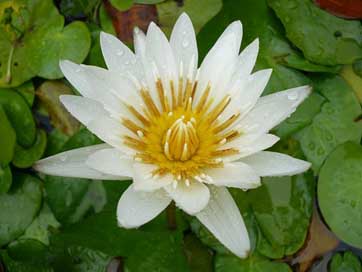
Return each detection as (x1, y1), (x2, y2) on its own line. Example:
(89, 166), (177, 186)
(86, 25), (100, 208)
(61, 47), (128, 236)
(319, 142), (362, 248)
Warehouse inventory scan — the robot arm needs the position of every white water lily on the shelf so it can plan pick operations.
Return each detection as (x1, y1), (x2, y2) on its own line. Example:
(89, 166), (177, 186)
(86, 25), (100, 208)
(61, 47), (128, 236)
(34, 13), (311, 258)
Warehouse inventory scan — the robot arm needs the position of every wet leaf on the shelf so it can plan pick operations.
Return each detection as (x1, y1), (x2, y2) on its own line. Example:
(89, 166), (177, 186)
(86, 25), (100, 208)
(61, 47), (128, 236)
(329, 251), (362, 272)
(0, 105), (16, 165)
(340, 64), (362, 103)
(0, 89), (36, 147)
(214, 254), (292, 272)
(157, 0), (222, 36)
(36, 81), (80, 136)
(19, 203), (60, 246)
(248, 172), (314, 258)
(318, 142), (362, 248)
(109, 0), (133, 12)
(296, 75), (362, 173)
(0, 165), (12, 194)
(0, 173), (42, 246)
(51, 211), (190, 271)
(183, 233), (213, 272)
(268, 0), (362, 65)
(275, 92), (325, 139)
(0, 0), (91, 87)
(12, 129), (47, 169)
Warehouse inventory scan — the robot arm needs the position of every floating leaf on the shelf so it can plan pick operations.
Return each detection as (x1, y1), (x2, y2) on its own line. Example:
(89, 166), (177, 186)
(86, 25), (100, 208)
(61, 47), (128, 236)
(0, 165), (12, 194)
(0, 105), (16, 165)
(0, 89), (36, 147)
(329, 251), (362, 272)
(296, 75), (362, 173)
(0, 173), (42, 246)
(318, 142), (362, 248)
(12, 129), (47, 169)
(214, 254), (292, 272)
(157, 0), (222, 36)
(268, 0), (362, 65)
(0, 0), (91, 87)
(248, 172), (314, 258)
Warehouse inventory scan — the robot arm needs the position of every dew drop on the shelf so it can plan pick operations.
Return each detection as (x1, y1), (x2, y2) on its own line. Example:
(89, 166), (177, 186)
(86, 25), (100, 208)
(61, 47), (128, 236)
(287, 92), (298, 101)
(308, 142), (315, 150)
(117, 50), (124, 56)
(182, 30), (187, 35)
(124, 60), (130, 65)
(317, 147), (324, 155)
(60, 154), (67, 162)
(182, 39), (189, 48)
(75, 68), (81, 73)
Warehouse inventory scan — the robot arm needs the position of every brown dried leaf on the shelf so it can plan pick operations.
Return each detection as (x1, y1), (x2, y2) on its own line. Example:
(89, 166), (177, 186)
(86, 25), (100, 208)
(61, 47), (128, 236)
(104, 0), (158, 44)
(292, 207), (340, 272)
(36, 80), (80, 136)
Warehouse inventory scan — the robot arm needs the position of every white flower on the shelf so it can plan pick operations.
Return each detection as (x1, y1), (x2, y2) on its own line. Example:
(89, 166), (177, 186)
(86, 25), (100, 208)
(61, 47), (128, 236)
(34, 13), (311, 258)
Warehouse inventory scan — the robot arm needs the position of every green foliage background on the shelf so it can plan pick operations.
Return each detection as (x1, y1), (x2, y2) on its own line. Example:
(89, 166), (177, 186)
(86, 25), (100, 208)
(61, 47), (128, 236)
(0, 0), (362, 271)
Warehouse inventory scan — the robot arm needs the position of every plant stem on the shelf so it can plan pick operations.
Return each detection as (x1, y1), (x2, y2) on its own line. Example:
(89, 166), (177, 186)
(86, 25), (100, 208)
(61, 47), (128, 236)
(5, 44), (15, 84)
(166, 202), (177, 230)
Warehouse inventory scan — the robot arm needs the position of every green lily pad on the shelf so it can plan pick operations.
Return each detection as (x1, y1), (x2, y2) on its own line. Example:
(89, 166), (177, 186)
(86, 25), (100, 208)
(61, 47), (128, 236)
(51, 211), (189, 271)
(0, 0), (91, 87)
(0, 105), (16, 165)
(214, 254), (292, 272)
(12, 129), (47, 169)
(296, 75), (362, 173)
(109, 0), (133, 11)
(248, 172), (314, 258)
(157, 0), (222, 36)
(183, 233), (213, 272)
(329, 251), (362, 272)
(318, 142), (362, 248)
(0, 173), (42, 246)
(275, 92), (325, 139)
(268, 0), (362, 66)
(20, 203), (60, 245)
(7, 239), (49, 265)
(0, 164), (12, 194)
(0, 88), (36, 147)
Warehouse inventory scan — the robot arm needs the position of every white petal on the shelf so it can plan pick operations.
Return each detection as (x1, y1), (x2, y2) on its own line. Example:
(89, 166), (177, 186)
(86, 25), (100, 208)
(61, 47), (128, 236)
(205, 162), (260, 190)
(117, 185), (171, 228)
(86, 148), (133, 177)
(196, 186), (250, 258)
(241, 151), (311, 176)
(232, 38), (259, 82)
(146, 22), (178, 102)
(133, 27), (146, 58)
(239, 86), (312, 134)
(86, 116), (134, 153)
(100, 32), (144, 81)
(194, 21), (242, 105)
(165, 181), (210, 215)
(60, 95), (108, 126)
(33, 144), (122, 180)
(132, 162), (173, 192)
(218, 68), (272, 128)
(170, 13), (198, 81)
(224, 134), (280, 161)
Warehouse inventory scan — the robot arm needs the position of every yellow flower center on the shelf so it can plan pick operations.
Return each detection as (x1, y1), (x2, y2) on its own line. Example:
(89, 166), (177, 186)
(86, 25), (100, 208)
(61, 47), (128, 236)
(121, 77), (241, 182)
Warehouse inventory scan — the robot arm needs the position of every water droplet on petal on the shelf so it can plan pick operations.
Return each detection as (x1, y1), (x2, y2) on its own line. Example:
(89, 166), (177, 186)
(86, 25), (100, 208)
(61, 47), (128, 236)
(117, 50), (124, 56)
(60, 155), (67, 162)
(124, 60), (130, 65)
(287, 92), (298, 101)
(182, 39), (189, 48)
